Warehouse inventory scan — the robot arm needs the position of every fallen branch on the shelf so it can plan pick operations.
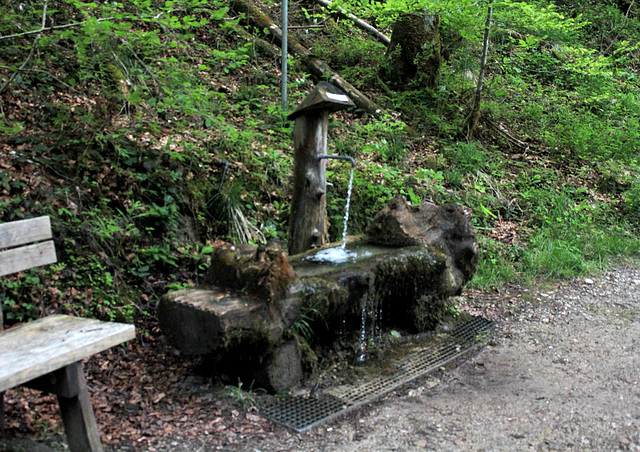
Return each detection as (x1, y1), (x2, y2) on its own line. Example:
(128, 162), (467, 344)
(231, 0), (382, 115)
(0, 17), (115, 41)
(484, 118), (530, 153)
(313, 0), (390, 46)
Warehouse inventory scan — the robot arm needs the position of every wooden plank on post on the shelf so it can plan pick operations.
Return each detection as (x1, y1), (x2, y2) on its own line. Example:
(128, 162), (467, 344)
(0, 216), (52, 249)
(0, 241), (57, 277)
(288, 82), (353, 255)
(56, 362), (104, 452)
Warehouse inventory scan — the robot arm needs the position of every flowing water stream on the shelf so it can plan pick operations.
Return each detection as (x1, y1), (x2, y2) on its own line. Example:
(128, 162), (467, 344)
(305, 166), (355, 264)
(300, 165), (381, 363)
(340, 166), (355, 249)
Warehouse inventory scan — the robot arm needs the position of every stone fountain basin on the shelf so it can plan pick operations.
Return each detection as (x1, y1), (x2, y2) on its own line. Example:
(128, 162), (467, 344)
(158, 241), (463, 392)
(158, 198), (478, 392)
(288, 241), (460, 328)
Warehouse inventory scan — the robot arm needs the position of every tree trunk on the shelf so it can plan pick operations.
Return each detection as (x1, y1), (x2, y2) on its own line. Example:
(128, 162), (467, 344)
(231, 0), (382, 115)
(465, 0), (493, 139)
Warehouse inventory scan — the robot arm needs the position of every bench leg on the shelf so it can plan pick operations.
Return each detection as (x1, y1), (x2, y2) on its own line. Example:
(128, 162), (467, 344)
(55, 363), (104, 452)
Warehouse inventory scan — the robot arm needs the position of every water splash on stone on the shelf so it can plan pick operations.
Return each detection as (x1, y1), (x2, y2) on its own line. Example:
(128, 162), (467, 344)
(305, 246), (355, 264)
(304, 167), (356, 264)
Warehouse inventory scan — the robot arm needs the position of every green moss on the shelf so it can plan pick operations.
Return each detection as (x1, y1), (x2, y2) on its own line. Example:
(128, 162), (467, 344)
(285, 328), (319, 381)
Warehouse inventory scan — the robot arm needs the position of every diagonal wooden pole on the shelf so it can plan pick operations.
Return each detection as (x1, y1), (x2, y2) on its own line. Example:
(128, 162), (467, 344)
(232, 0), (383, 116)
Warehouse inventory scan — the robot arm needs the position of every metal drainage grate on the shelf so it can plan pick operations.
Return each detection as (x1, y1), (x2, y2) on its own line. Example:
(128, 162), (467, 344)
(261, 316), (492, 432)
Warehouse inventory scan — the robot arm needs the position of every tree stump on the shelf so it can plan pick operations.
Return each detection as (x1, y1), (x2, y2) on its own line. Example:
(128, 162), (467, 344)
(380, 12), (441, 89)
(365, 195), (479, 289)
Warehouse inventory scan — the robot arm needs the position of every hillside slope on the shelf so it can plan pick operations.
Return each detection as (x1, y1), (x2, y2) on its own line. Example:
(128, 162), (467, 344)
(0, 0), (639, 349)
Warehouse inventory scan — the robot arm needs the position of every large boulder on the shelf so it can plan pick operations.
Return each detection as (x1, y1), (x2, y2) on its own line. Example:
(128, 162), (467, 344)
(365, 195), (479, 284)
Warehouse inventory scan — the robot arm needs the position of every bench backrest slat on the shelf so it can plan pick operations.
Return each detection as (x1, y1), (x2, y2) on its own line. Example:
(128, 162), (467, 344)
(0, 216), (57, 277)
(0, 241), (58, 277)
(0, 216), (52, 249)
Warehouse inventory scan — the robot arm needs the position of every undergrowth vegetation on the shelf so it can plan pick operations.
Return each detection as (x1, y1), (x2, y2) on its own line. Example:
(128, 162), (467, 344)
(1, 0), (640, 323)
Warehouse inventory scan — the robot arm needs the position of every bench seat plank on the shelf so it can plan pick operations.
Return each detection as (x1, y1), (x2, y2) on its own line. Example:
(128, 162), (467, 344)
(0, 315), (135, 392)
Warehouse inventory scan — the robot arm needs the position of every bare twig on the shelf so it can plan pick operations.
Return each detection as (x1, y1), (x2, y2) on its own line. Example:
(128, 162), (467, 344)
(0, 1), (48, 94)
(603, 0), (635, 54)
(0, 16), (115, 41)
(0, 65), (79, 92)
(125, 45), (160, 89)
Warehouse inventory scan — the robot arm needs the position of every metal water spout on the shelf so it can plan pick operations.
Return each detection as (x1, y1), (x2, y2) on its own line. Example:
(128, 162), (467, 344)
(318, 154), (356, 167)
(288, 82), (355, 255)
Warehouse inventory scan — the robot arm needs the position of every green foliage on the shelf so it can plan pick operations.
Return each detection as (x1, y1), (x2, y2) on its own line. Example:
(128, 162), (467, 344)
(0, 272), (43, 323)
(293, 299), (326, 342)
(443, 141), (495, 172)
(314, 27), (386, 86)
(225, 379), (263, 410)
(2, 0), (640, 320)
(470, 236), (519, 289)
(0, 0), (281, 321)
(602, 160), (640, 224)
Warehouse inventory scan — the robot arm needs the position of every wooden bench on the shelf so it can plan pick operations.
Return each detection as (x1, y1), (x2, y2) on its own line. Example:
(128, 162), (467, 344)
(0, 216), (136, 452)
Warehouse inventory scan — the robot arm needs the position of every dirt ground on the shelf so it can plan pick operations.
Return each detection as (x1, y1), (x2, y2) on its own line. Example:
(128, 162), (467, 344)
(3, 263), (640, 452)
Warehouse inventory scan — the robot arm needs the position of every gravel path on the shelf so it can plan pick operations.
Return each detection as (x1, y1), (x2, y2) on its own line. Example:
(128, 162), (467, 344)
(235, 263), (640, 452)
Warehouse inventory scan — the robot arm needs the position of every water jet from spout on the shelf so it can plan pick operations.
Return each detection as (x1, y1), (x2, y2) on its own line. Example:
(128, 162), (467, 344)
(319, 154), (355, 250)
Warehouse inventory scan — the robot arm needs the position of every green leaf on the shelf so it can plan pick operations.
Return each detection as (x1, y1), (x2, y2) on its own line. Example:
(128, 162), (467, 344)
(211, 7), (229, 20)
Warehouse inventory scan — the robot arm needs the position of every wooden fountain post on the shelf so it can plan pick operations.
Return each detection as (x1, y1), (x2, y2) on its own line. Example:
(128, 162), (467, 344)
(287, 82), (354, 256)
